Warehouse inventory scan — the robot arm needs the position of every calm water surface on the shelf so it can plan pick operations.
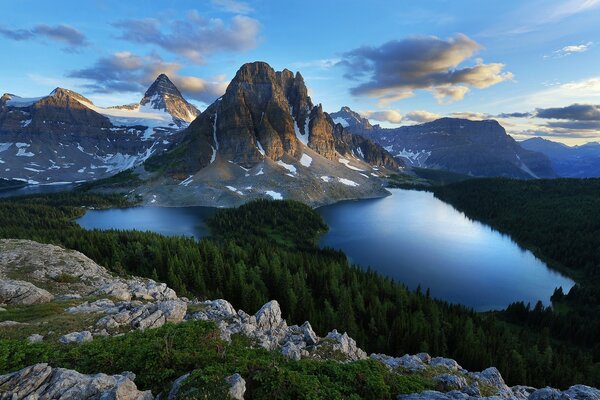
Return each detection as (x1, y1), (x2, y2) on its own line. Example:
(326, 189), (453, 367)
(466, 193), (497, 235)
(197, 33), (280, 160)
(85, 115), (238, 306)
(77, 189), (574, 310)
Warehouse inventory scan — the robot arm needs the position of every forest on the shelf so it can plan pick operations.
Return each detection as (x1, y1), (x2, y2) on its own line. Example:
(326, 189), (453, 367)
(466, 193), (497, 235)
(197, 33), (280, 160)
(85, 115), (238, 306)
(0, 185), (598, 388)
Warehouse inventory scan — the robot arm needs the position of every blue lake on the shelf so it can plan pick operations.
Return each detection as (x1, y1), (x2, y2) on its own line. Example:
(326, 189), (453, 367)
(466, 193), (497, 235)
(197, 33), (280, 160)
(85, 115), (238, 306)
(76, 188), (574, 311)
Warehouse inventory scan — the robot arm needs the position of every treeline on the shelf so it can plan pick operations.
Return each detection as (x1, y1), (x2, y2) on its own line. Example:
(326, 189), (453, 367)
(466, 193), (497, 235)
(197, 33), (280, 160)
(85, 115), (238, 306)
(0, 192), (598, 387)
(434, 178), (600, 385)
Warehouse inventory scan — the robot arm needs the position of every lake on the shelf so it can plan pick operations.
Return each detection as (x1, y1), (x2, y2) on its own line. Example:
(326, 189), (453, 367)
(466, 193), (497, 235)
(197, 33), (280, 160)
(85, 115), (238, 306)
(76, 189), (574, 311)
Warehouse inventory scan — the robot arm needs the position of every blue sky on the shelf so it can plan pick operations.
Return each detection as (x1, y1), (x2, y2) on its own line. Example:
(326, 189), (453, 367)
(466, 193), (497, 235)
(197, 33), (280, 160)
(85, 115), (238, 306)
(2, 0), (600, 144)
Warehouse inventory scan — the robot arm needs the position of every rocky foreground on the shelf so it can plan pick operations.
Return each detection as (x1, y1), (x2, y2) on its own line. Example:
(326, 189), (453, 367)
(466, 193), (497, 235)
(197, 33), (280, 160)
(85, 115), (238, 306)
(0, 239), (598, 399)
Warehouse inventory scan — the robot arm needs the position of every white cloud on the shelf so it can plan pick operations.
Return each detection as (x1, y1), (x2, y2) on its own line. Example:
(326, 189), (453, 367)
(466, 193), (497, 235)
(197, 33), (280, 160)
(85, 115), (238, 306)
(361, 110), (403, 123)
(211, 0), (253, 14)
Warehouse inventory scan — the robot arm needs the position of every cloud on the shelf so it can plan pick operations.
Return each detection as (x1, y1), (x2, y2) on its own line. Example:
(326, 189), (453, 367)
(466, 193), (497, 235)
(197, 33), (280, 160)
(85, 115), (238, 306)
(496, 112), (533, 118)
(361, 110), (403, 123)
(450, 111), (493, 120)
(114, 11), (260, 64)
(546, 42), (593, 58)
(404, 110), (442, 123)
(546, 120), (600, 130)
(536, 104), (600, 120)
(0, 24), (88, 51)
(69, 52), (227, 103)
(211, 0), (253, 14)
(338, 34), (513, 105)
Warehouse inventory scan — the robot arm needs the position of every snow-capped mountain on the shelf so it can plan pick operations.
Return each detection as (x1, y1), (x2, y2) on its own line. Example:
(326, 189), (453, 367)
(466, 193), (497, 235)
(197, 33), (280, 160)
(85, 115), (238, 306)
(336, 107), (556, 179)
(0, 75), (197, 185)
(131, 62), (400, 207)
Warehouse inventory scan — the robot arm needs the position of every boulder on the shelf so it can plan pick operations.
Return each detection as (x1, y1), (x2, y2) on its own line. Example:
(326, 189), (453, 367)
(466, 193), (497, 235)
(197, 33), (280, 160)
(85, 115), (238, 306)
(0, 279), (53, 305)
(433, 374), (468, 392)
(323, 329), (367, 361)
(156, 299), (187, 323)
(528, 387), (568, 400)
(167, 372), (190, 400)
(27, 334), (44, 344)
(430, 357), (463, 372)
(0, 363), (153, 399)
(255, 300), (286, 331)
(225, 373), (246, 400)
(564, 385), (600, 400)
(59, 330), (93, 344)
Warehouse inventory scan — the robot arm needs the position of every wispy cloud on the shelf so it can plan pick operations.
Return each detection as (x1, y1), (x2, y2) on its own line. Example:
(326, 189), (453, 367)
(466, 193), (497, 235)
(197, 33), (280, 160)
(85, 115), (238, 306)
(69, 52), (227, 103)
(114, 11), (260, 64)
(0, 23), (89, 51)
(481, 0), (600, 36)
(361, 110), (403, 124)
(338, 34), (513, 105)
(545, 42), (593, 58)
(211, 0), (253, 14)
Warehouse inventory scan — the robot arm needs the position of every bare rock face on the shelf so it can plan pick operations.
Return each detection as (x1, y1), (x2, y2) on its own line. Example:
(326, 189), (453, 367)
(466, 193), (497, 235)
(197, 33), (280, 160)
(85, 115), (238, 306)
(308, 105), (336, 160)
(0, 363), (153, 400)
(0, 279), (53, 305)
(225, 373), (246, 400)
(140, 74), (199, 126)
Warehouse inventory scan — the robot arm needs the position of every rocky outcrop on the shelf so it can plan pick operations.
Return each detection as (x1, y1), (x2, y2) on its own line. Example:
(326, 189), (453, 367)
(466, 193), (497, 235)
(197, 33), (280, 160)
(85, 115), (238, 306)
(0, 363), (153, 400)
(0, 279), (53, 305)
(3, 239), (599, 400)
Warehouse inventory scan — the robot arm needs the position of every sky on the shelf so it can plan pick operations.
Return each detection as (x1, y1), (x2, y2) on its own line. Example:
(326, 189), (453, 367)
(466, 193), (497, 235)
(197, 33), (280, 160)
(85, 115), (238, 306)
(1, 0), (600, 145)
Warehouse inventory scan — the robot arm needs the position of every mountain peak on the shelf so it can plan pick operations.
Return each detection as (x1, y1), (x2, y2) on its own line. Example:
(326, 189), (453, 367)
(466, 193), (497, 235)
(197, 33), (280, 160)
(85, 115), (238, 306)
(48, 87), (94, 105)
(140, 74), (199, 124)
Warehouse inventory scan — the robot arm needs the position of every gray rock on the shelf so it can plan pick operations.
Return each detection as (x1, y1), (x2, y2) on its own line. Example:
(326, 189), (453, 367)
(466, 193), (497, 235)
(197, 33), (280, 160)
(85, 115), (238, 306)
(281, 341), (304, 361)
(66, 298), (118, 314)
(59, 330), (93, 344)
(225, 373), (246, 400)
(564, 385), (600, 400)
(255, 300), (286, 331)
(156, 299), (187, 323)
(416, 352), (432, 364)
(322, 329), (367, 361)
(433, 374), (468, 392)
(0, 279), (53, 305)
(167, 372), (190, 400)
(0, 363), (153, 399)
(0, 320), (26, 327)
(300, 321), (318, 345)
(512, 386), (536, 400)
(371, 354), (426, 372)
(27, 334), (44, 343)
(529, 387), (569, 400)
(471, 367), (513, 398)
(431, 357), (463, 372)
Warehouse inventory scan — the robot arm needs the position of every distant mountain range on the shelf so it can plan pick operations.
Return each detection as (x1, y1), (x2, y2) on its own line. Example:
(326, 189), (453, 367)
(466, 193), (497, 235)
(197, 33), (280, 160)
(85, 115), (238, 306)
(520, 137), (600, 178)
(331, 107), (556, 179)
(0, 75), (199, 184)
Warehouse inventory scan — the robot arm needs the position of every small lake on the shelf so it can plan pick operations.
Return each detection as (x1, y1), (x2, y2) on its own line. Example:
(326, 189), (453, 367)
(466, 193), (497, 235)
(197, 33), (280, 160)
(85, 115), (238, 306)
(76, 189), (574, 311)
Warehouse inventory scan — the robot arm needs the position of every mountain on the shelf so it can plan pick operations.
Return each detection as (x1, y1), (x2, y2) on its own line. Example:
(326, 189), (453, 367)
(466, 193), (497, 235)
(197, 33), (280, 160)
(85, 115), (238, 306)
(330, 106), (377, 135)
(138, 74), (199, 127)
(135, 61), (401, 207)
(337, 108), (556, 179)
(521, 137), (600, 177)
(0, 75), (198, 184)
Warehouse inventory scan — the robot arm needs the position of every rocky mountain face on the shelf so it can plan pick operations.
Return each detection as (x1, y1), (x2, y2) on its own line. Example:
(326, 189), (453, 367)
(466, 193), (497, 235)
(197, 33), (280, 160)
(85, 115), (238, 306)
(330, 106), (377, 135)
(521, 137), (600, 178)
(0, 75), (196, 185)
(138, 74), (199, 127)
(2, 238), (599, 399)
(137, 62), (400, 207)
(338, 109), (556, 179)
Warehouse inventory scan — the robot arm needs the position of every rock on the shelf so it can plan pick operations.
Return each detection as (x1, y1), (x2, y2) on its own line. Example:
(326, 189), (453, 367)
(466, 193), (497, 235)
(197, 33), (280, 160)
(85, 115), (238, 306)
(528, 387), (568, 400)
(59, 330), (93, 344)
(371, 354), (426, 372)
(0, 320), (26, 327)
(225, 373), (246, 400)
(190, 299), (237, 321)
(167, 372), (190, 400)
(0, 279), (53, 305)
(0, 363), (153, 399)
(66, 298), (118, 314)
(471, 367), (513, 398)
(433, 374), (468, 392)
(255, 300), (286, 331)
(564, 385), (600, 400)
(281, 341), (304, 361)
(430, 357), (463, 372)
(416, 352), (432, 364)
(322, 329), (367, 361)
(156, 299), (187, 323)
(133, 309), (166, 330)
(300, 321), (318, 345)
(27, 334), (44, 343)
(397, 390), (471, 400)
(0, 307), (6, 312)
(512, 386), (537, 400)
